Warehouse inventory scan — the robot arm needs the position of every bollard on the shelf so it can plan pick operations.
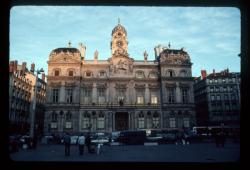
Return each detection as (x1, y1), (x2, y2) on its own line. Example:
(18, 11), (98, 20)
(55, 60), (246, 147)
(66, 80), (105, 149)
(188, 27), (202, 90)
(97, 144), (101, 154)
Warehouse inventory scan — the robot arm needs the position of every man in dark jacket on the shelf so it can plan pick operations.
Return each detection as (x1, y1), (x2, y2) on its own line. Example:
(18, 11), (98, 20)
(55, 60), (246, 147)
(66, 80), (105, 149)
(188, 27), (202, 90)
(63, 133), (71, 156)
(85, 133), (91, 153)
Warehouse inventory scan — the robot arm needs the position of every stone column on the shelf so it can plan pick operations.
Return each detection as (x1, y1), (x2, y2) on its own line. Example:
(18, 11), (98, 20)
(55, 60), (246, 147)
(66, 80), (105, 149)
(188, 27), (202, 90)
(93, 83), (97, 104)
(145, 84), (150, 104)
(112, 112), (115, 131)
(60, 84), (65, 103)
(176, 83), (181, 103)
(189, 83), (194, 103)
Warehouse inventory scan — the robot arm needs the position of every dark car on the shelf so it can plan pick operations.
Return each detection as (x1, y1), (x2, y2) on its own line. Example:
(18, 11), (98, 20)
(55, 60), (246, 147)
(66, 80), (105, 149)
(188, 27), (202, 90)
(117, 130), (146, 145)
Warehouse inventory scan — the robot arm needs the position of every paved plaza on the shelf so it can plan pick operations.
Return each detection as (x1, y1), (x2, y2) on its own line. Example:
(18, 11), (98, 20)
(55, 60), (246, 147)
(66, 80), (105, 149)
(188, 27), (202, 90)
(10, 141), (240, 162)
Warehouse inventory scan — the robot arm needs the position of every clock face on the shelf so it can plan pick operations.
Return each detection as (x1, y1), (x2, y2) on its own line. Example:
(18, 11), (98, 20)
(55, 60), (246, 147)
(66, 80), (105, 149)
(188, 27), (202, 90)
(116, 41), (123, 47)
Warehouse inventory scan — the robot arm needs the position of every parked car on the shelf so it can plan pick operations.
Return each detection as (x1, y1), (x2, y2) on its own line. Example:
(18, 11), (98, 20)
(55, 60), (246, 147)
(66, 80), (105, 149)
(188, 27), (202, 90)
(70, 135), (79, 145)
(117, 130), (146, 145)
(158, 133), (177, 144)
(110, 131), (120, 142)
(91, 136), (110, 145)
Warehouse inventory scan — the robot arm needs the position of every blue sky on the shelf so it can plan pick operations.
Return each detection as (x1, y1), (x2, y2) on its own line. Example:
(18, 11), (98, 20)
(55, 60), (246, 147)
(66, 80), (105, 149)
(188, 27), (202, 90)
(10, 6), (240, 77)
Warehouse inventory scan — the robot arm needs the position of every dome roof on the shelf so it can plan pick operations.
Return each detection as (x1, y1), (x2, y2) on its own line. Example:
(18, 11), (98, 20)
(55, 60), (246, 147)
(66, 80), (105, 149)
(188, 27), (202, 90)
(50, 47), (80, 55)
(111, 23), (127, 36)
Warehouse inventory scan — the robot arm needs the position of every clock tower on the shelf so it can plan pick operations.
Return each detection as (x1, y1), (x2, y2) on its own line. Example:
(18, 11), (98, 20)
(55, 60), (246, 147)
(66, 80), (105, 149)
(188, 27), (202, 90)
(111, 19), (129, 57)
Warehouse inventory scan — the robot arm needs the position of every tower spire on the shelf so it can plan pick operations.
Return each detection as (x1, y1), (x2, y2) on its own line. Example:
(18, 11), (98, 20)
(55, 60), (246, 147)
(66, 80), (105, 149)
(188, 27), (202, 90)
(118, 17), (120, 24)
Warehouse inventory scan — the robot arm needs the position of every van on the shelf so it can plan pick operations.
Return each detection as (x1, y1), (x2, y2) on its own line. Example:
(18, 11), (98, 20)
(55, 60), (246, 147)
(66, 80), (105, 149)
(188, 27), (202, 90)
(117, 130), (146, 145)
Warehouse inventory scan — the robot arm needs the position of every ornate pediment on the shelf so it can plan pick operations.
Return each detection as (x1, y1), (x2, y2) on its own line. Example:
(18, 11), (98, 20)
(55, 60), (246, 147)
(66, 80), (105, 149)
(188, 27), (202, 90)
(160, 50), (191, 65)
(109, 57), (134, 74)
(49, 53), (81, 63)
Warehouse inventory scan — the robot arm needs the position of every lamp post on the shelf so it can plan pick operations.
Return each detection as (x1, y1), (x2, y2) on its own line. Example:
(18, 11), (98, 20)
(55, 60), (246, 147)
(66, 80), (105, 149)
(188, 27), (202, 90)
(30, 68), (44, 138)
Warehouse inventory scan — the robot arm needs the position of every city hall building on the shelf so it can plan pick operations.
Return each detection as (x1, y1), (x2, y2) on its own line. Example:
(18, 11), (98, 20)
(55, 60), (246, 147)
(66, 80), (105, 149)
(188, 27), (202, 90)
(44, 21), (196, 134)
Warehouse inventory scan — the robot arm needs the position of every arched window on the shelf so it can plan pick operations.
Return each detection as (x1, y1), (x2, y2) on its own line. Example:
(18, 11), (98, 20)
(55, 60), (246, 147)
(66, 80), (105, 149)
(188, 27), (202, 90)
(54, 69), (60, 76)
(136, 70), (145, 78)
(52, 111), (57, 122)
(66, 111), (72, 121)
(97, 112), (105, 129)
(99, 71), (106, 77)
(179, 70), (187, 77)
(152, 112), (159, 128)
(68, 70), (74, 76)
(81, 112), (90, 130)
(85, 71), (93, 77)
(166, 70), (175, 77)
(138, 111), (144, 129)
(149, 71), (158, 78)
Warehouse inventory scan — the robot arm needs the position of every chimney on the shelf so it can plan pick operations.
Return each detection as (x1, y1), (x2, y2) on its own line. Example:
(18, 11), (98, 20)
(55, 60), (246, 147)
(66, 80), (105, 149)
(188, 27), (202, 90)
(30, 63), (35, 72)
(14, 60), (18, 72)
(213, 69), (215, 76)
(22, 62), (27, 71)
(9, 61), (14, 73)
(42, 73), (45, 81)
(201, 70), (207, 79)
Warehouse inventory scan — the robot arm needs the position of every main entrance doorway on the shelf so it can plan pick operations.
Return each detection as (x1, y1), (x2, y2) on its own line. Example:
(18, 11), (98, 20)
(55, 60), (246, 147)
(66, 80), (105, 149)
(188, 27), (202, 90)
(115, 112), (128, 131)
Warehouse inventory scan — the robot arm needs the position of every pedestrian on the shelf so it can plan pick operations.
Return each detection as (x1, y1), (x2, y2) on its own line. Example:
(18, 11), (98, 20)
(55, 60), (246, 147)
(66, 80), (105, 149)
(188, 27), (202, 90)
(78, 133), (85, 155)
(63, 133), (71, 156)
(85, 133), (91, 153)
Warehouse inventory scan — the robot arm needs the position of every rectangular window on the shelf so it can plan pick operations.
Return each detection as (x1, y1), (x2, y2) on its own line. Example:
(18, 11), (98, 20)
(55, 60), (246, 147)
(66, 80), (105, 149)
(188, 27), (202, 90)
(97, 117), (105, 129)
(150, 91), (158, 104)
(152, 117), (159, 128)
(84, 88), (92, 104)
(170, 118), (176, 128)
(167, 87), (175, 103)
(65, 122), (72, 129)
(66, 89), (73, 103)
(69, 71), (73, 76)
(136, 89), (144, 104)
(223, 86), (227, 92)
(54, 70), (59, 76)
(181, 88), (189, 104)
(98, 88), (106, 104)
(183, 118), (190, 128)
(52, 89), (59, 103)
(211, 95), (215, 101)
(138, 117), (145, 129)
(210, 87), (214, 92)
(51, 122), (57, 129)
(216, 95), (221, 101)
(117, 89), (126, 103)
(81, 116), (90, 130)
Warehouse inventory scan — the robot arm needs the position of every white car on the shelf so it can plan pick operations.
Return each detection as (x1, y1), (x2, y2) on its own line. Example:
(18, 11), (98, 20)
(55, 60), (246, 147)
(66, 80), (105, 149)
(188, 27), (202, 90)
(70, 136), (79, 145)
(91, 136), (109, 145)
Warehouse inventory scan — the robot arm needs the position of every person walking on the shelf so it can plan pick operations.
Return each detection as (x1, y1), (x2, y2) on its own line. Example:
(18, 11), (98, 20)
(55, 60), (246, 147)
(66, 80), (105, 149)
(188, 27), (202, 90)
(78, 133), (85, 155)
(63, 133), (71, 156)
(85, 133), (91, 153)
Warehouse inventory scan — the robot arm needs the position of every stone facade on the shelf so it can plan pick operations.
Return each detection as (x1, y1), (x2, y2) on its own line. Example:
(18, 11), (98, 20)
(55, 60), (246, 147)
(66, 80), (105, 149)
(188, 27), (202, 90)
(9, 61), (46, 136)
(44, 22), (196, 134)
(194, 69), (240, 127)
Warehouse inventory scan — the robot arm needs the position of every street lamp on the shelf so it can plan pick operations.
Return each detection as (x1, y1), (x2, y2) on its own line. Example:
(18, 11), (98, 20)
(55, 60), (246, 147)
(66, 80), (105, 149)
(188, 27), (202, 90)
(30, 68), (44, 138)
